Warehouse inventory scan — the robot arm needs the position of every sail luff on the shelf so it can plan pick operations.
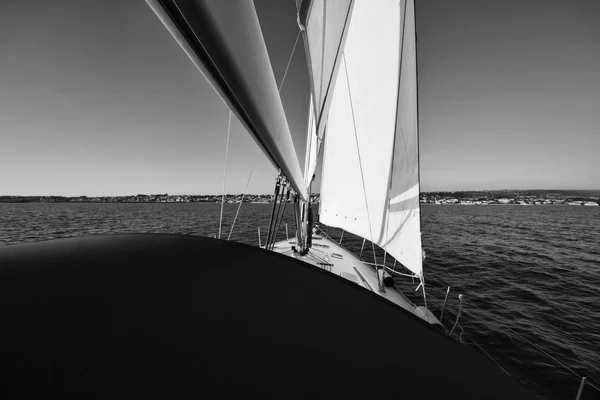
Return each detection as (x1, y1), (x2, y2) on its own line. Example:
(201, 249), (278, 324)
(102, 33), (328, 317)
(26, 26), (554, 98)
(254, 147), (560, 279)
(146, 0), (307, 200)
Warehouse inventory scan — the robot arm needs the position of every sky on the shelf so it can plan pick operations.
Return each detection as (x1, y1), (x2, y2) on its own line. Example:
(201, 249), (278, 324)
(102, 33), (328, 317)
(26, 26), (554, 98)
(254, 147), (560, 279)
(0, 0), (599, 196)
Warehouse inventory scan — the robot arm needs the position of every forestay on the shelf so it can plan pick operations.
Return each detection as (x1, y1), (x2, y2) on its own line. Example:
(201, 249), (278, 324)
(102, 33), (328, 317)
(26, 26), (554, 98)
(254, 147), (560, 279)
(297, 0), (354, 188)
(319, 0), (423, 276)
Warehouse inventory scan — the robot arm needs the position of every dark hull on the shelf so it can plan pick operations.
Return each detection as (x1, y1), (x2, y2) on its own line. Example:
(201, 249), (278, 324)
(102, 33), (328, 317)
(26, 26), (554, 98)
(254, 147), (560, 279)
(0, 234), (536, 399)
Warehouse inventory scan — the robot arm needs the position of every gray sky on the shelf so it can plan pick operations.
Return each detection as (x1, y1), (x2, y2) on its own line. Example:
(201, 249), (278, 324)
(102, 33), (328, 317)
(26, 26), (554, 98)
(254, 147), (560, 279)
(1, 0), (599, 196)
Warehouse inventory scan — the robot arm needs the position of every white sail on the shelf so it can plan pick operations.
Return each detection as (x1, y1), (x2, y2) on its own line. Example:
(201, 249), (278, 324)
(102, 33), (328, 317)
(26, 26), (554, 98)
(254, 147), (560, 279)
(298, 0), (354, 187)
(319, 0), (422, 276)
(303, 94), (319, 189)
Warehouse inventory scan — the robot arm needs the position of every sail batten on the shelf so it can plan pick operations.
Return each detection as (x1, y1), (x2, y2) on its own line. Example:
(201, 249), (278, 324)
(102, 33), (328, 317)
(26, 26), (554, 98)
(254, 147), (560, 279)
(319, 0), (422, 276)
(146, 0), (307, 200)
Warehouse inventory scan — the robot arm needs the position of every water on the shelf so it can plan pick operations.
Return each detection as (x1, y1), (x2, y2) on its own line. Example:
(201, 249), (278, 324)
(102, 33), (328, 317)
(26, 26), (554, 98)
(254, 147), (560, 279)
(0, 202), (599, 399)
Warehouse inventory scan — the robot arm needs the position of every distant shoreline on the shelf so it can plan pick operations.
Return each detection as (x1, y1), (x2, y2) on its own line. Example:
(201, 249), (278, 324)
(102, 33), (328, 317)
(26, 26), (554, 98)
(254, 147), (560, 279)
(1, 190), (598, 205)
(0, 194), (319, 204)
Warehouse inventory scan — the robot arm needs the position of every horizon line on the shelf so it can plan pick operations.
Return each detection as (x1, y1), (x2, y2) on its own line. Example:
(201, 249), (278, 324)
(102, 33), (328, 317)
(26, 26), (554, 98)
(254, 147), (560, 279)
(2, 188), (599, 197)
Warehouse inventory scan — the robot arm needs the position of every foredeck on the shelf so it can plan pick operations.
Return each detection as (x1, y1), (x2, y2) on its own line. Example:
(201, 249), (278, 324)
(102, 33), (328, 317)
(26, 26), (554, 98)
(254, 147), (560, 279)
(273, 233), (442, 327)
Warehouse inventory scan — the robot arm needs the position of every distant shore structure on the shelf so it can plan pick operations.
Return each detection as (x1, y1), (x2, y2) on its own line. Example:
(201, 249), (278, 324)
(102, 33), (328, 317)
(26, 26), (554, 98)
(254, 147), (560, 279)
(0, 190), (598, 205)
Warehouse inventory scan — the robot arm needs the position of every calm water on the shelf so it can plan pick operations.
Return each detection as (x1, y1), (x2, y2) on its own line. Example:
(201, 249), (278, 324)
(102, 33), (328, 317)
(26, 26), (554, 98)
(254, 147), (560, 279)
(0, 203), (599, 399)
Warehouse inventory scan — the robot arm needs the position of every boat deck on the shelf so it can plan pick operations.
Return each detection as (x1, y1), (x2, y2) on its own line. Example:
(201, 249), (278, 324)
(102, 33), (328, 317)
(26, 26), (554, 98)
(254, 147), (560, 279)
(272, 233), (442, 327)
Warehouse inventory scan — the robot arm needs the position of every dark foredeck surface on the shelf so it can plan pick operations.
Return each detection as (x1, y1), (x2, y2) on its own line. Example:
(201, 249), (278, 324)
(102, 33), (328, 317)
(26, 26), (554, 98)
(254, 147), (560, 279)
(0, 234), (537, 399)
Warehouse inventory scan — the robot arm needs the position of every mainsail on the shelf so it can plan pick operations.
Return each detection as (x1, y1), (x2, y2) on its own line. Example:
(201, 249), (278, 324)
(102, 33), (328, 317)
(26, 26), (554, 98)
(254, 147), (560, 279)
(319, 0), (423, 276)
(297, 0), (354, 188)
(146, 0), (307, 200)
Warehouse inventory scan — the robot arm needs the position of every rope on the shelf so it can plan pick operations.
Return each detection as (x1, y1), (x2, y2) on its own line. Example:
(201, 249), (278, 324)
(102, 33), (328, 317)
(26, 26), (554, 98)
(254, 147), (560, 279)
(359, 238), (366, 259)
(421, 275), (430, 323)
(294, 196), (300, 241)
(278, 30), (301, 93)
(466, 300), (600, 393)
(218, 111), (232, 239)
(270, 185), (290, 250)
(342, 53), (378, 280)
(265, 177), (283, 249)
(449, 294), (463, 336)
(227, 148), (260, 241)
(226, 29), (299, 243)
(382, 264), (418, 278)
(464, 331), (511, 376)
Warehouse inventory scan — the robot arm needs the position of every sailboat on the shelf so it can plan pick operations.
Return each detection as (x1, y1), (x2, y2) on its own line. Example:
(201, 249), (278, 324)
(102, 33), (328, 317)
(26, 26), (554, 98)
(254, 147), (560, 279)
(0, 0), (538, 398)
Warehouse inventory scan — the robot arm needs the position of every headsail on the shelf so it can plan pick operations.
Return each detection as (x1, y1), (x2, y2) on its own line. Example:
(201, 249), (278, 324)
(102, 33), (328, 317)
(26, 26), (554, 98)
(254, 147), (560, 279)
(297, 0), (354, 187)
(319, 0), (423, 276)
(146, 0), (307, 200)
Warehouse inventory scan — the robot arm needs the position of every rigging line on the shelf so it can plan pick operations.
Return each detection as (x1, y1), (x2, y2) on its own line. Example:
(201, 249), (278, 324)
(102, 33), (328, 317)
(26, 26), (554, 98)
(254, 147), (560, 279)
(305, 98), (316, 187)
(227, 27), (301, 243)
(218, 111), (232, 239)
(342, 53), (378, 276)
(318, 0), (326, 107)
(294, 196), (300, 240)
(272, 182), (287, 248)
(464, 331), (511, 376)
(465, 301), (600, 392)
(265, 177), (283, 249)
(270, 185), (291, 250)
(278, 30), (302, 93)
(227, 148), (260, 241)
(270, 179), (287, 248)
